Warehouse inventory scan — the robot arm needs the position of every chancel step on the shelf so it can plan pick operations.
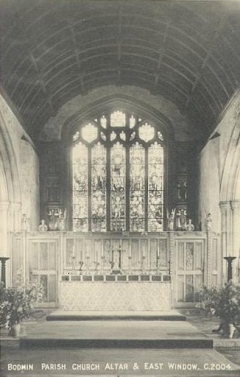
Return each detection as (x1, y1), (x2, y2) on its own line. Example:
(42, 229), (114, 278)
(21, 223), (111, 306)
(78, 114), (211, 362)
(20, 320), (213, 349)
(46, 310), (186, 321)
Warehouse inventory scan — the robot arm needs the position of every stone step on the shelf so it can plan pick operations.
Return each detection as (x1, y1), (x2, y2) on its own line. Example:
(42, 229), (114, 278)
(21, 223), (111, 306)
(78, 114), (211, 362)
(46, 310), (186, 321)
(20, 320), (212, 349)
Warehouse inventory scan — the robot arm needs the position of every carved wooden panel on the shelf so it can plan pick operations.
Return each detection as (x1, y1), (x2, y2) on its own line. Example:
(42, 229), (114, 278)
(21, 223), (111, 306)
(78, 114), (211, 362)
(175, 239), (204, 303)
(28, 240), (57, 303)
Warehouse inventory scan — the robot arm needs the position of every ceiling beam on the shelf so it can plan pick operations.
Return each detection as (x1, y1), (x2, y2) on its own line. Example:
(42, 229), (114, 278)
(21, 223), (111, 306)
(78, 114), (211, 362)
(117, 6), (122, 85)
(68, 21), (86, 95)
(29, 53), (55, 115)
(154, 2), (173, 90)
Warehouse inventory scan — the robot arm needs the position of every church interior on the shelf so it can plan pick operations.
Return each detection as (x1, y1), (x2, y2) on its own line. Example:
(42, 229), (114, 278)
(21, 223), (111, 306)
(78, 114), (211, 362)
(1, 0), (240, 313)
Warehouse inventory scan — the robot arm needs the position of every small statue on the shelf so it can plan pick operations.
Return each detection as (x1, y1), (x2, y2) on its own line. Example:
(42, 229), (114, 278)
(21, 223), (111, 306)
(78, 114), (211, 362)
(186, 219), (195, 231)
(168, 210), (175, 231)
(177, 181), (187, 201)
(39, 219), (48, 232)
(180, 209), (187, 230)
(57, 209), (66, 231)
(21, 214), (30, 231)
(175, 209), (181, 230)
(205, 213), (212, 231)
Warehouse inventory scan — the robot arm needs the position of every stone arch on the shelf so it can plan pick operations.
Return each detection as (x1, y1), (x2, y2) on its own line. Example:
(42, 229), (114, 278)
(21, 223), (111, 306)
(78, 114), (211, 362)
(61, 94), (175, 141)
(60, 94), (176, 231)
(0, 102), (22, 233)
(219, 106), (240, 270)
(220, 108), (240, 203)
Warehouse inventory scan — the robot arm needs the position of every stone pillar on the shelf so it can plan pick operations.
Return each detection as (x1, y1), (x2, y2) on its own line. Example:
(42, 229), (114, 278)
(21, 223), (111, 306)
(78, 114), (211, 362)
(219, 201), (231, 254)
(206, 229), (212, 288)
(0, 201), (10, 257)
(169, 232), (175, 308)
(231, 200), (240, 280)
(0, 201), (10, 287)
(219, 201), (231, 281)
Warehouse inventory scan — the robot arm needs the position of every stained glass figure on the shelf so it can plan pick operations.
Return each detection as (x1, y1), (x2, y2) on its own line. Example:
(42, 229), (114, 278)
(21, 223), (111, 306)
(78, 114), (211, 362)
(139, 123), (155, 142)
(110, 111), (126, 127)
(91, 143), (106, 231)
(130, 143), (145, 232)
(111, 142), (126, 231)
(148, 142), (164, 231)
(72, 142), (88, 231)
(82, 123), (98, 143)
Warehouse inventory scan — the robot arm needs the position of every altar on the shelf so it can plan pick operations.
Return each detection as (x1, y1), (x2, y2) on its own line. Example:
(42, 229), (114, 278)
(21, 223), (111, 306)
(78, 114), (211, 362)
(11, 230), (220, 307)
(59, 274), (171, 311)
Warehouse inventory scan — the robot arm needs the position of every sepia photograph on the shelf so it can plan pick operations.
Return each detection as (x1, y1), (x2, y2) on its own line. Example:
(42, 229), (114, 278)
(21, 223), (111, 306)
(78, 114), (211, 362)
(0, 0), (240, 376)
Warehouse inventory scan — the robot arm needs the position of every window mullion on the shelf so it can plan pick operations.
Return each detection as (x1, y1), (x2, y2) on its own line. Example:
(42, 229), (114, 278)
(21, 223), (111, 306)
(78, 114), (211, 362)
(88, 148), (92, 231)
(106, 144), (111, 231)
(145, 147), (149, 232)
(126, 145), (130, 231)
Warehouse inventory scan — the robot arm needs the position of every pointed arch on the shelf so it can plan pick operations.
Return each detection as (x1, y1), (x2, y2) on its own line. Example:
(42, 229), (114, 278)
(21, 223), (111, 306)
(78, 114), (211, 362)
(61, 94), (175, 141)
(0, 110), (22, 205)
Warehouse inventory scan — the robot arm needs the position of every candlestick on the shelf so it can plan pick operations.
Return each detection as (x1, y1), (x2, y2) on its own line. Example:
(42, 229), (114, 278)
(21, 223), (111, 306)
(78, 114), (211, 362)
(0, 257), (9, 286)
(224, 256), (236, 281)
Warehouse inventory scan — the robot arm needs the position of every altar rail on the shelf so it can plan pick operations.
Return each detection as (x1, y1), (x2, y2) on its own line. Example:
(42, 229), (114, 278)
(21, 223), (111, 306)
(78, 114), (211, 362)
(10, 231), (221, 307)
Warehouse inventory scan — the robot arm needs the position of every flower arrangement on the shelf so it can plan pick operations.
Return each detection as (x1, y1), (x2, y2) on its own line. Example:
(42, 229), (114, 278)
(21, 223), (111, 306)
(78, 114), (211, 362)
(197, 281), (240, 338)
(0, 280), (44, 334)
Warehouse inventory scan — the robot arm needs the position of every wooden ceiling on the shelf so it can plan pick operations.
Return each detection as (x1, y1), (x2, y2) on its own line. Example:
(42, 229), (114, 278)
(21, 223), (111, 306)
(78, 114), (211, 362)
(1, 0), (240, 141)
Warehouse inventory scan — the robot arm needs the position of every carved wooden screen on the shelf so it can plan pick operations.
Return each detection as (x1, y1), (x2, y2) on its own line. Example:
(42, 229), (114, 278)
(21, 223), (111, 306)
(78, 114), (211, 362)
(63, 235), (169, 276)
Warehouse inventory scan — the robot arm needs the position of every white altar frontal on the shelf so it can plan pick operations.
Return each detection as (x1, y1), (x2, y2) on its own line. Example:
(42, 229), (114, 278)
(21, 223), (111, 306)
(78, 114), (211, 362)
(60, 274), (171, 311)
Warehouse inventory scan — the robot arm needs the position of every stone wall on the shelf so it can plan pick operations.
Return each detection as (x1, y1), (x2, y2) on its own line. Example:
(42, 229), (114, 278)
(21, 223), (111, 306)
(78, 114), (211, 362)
(199, 91), (240, 232)
(198, 90), (240, 278)
(20, 139), (40, 230)
(0, 92), (40, 235)
(40, 85), (201, 142)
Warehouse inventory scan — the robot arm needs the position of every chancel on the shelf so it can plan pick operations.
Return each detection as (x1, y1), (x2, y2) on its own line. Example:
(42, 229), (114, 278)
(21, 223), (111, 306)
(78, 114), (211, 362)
(1, 0), (240, 314)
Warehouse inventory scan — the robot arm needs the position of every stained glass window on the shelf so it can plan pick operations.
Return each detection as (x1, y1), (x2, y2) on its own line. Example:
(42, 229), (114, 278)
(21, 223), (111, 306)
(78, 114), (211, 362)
(110, 111), (126, 127)
(111, 143), (126, 231)
(139, 123), (154, 142)
(72, 111), (165, 232)
(148, 142), (164, 231)
(82, 123), (98, 143)
(72, 142), (88, 231)
(91, 143), (107, 231)
(129, 115), (136, 128)
(130, 143), (145, 231)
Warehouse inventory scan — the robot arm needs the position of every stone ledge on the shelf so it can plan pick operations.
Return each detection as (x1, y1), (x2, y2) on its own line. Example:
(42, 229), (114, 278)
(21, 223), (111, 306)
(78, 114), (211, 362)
(214, 339), (240, 348)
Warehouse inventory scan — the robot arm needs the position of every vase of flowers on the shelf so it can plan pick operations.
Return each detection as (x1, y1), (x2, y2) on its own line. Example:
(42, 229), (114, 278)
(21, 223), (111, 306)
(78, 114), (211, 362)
(0, 280), (43, 337)
(197, 281), (240, 338)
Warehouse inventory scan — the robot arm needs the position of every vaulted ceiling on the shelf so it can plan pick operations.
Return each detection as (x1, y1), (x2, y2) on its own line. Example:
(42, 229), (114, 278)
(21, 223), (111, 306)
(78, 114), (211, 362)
(1, 0), (240, 141)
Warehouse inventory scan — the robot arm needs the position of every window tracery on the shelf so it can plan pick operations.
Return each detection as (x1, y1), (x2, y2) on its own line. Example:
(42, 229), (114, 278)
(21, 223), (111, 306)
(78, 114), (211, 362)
(72, 111), (165, 232)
